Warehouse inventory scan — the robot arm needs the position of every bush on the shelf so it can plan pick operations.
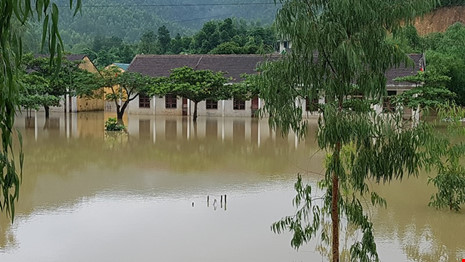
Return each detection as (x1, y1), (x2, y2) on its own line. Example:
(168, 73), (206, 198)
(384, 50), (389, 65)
(105, 117), (125, 131)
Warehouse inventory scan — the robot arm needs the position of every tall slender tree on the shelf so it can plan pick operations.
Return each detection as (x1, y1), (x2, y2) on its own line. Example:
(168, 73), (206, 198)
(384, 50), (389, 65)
(257, 0), (437, 261)
(158, 25), (171, 54)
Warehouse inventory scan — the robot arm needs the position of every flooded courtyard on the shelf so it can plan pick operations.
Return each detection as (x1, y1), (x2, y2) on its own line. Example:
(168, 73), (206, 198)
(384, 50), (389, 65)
(0, 112), (464, 262)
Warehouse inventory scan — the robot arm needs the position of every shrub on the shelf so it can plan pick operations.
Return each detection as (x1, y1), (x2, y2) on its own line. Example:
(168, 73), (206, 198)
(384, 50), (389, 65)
(105, 117), (125, 131)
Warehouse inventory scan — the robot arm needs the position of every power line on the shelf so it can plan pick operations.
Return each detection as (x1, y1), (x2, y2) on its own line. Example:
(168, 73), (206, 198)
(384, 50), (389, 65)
(172, 14), (233, 23)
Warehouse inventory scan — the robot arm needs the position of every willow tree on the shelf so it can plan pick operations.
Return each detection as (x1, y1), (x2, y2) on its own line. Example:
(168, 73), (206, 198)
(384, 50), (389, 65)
(257, 0), (436, 261)
(0, 0), (81, 221)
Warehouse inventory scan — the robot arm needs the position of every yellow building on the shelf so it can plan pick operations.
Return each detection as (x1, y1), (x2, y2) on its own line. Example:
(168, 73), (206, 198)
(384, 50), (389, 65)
(65, 54), (104, 112)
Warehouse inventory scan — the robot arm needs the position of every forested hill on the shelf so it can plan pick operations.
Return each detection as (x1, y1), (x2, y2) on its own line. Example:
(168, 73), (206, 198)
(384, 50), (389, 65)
(26, 0), (278, 52)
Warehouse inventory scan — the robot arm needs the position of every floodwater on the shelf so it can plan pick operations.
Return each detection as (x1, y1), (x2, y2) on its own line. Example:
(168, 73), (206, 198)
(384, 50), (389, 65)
(0, 112), (464, 262)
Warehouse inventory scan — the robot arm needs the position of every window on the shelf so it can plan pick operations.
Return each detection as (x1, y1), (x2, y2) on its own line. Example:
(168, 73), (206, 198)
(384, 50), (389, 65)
(165, 94), (177, 109)
(383, 90), (397, 112)
(206, 99), (218, 110)
(233, 99), (245, 110)
(305, 97), (319, 112)
(139, 94), (151, 108)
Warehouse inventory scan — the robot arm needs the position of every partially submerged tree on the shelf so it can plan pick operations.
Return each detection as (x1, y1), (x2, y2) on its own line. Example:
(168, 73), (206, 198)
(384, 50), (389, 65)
(427, 105), (465, 211)
(102, 66), (158, 121)
(20, 56), (101, 118)
(0, 0), (82, 221)
(256, 0), (436, 261)
(161, 66), (228, 122)
(394, 75), (465, 211)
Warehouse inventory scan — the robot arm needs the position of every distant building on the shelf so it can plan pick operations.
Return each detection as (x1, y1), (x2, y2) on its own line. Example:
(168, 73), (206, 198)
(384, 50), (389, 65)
(34, 54), (103, 113)
(276, 40), (292, 54)
(67, 54), (104, 112)
(127, 54), (279, 118)
(127, 53), (425, 119)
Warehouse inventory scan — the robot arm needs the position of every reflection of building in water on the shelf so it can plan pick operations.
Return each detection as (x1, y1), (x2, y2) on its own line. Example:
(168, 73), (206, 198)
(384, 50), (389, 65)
(16, 111), (318, 149)
(125, 115), (312, 149)
(16, 112), (107, 140)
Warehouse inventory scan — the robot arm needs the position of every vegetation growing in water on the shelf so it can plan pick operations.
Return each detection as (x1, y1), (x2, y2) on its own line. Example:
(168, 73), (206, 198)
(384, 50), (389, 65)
(105, 118), (125, 131)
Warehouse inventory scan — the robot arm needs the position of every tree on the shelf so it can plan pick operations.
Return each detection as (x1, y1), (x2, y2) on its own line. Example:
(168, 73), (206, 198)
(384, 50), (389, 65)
(170, 33), (184, 54)
(394, 70), (455, 121)
(161, 67), (228, 122)
(393, 74), (465, 212)
(139, 30), (159, 54)
(102, 66), (158, 121)
(158, 25), (171, 54)
(0, 0), (81, 221)
(210, 41), (243, 54)
(256, 0), (436, 261)
(18, 74), (60, 114)
(21, 56), (101, 119)
(427, 105), (465, 211)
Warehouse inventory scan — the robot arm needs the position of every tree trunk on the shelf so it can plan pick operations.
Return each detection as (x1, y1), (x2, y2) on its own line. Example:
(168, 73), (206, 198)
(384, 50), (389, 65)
(117, 101), (129, 123)
(44, 105), (50, 119)
(331, 147), (340, 262)
(331, 99), (343, 262)
(117, 110), (124, 121)
(193, 101), (198, 122)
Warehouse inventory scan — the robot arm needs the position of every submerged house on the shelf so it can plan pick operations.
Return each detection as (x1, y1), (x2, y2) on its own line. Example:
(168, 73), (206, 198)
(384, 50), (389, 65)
(36, 54), (104, 113)
(127, 54), (279, 117)
(126, 53), (424, 118)
(67, 54), (104, 112)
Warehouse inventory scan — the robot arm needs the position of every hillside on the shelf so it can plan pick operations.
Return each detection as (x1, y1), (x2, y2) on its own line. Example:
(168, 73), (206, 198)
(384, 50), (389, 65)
(414, 6), (465, 35)
(22, 0), (279, 53)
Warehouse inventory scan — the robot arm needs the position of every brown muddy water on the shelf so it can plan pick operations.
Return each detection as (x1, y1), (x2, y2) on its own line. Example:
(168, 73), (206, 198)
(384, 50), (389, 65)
(0, 112), (464, 262)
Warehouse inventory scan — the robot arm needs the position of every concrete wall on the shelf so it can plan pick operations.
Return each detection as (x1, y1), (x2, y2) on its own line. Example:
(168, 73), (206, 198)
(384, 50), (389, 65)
(128, 95), (183, 116)
(124, 84), (415, 119)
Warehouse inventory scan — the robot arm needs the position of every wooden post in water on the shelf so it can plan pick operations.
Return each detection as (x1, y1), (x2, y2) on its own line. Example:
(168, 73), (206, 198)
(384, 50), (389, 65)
(224, 195), (227, 211)
(207, 195), (209, 207)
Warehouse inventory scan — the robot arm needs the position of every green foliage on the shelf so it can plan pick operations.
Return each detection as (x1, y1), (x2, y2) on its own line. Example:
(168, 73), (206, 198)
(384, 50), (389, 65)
(105, 117), (125, 131)
(139, 31), (160, 55)
(428, 152), (465, 211)
(101, 66), (161, 119)
(18, 55), (101, 117)
(158, 25), (171, 54)
(396, 23), (465, 106)
(394, 71), (456, 110)
(192, 18), (276, 54)
(257, 0), (437, 260)
(0, 0), (81, 221)
(426, 105), (465, 212)
(158, 66), (228, 121)
(230, 74), (260, 101)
